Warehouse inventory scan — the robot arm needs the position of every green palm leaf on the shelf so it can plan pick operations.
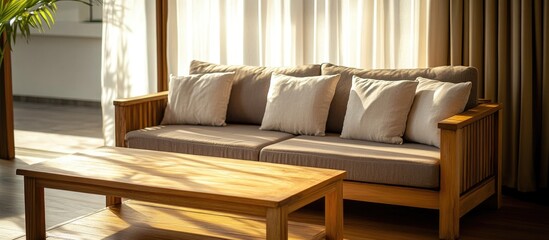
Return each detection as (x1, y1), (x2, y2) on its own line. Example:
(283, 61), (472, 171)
(0, 0), (102, 62)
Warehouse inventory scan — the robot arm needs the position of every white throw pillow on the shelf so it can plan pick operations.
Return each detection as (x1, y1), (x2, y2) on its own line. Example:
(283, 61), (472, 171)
(340, 76), (418, 144)
(405, 77), (472, 147)
(161, 72), (235, 126)
(260, 73), (340, 136)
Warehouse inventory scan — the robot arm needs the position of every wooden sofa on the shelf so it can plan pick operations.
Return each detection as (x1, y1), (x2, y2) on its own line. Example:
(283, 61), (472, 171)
(114, 62), (502, 239)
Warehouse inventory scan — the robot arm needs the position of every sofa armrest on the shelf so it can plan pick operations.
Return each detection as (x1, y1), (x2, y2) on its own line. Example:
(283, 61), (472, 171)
(438, 103), (501, 130)
(477, 98), (492, 104)
(113, 91), (168, 147)
(438, 103), (502, 220)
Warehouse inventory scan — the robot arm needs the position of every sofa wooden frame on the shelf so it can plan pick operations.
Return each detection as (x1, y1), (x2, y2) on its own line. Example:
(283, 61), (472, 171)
(114, 92), (502, 240)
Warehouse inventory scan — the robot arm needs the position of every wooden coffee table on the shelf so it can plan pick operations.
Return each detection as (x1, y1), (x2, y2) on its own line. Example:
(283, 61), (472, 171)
(16, 147), (345, 239)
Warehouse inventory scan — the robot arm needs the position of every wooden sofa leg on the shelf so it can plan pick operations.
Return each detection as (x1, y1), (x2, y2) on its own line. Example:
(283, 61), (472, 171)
(487, 109), (503, 210)
(485, 192), (502, 210)
(439, 205), (459, 239)
(106, 196), (122, 207)
(485, 180), (502, 209)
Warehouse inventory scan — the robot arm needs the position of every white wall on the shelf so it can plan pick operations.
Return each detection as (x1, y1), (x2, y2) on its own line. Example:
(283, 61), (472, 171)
(11, 2), (103, 102)
(54, 1), (103, 22)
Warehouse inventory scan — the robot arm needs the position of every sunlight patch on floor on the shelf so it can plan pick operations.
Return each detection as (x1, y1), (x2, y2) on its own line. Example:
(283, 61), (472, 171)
(14, 130), (103, 165)
(0, 214), (25, 240)
(0, 215), (25, 230)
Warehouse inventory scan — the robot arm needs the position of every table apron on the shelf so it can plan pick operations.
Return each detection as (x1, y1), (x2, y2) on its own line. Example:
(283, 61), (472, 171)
(35, 178), (268, 216)
(287, 181), (338, 213)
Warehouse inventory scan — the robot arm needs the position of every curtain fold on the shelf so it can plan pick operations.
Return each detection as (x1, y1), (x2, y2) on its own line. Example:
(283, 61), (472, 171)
(101, 0), (158, 146)
(427, 0), (449, 66)
(428, 0), (549, 191)
(542, 0), (549, 188)
(168, 0), (428, 76)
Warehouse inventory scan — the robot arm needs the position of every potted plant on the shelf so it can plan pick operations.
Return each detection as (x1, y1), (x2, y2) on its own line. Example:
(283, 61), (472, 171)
(0, 0), (102, 160)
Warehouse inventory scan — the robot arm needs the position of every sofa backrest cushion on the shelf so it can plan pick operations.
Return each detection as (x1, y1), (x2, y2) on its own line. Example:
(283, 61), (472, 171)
(190, 60), (322, 125)
(260, 73), (341, 136)
(321, 63), (478, 133)
(162, 72), (235, 126)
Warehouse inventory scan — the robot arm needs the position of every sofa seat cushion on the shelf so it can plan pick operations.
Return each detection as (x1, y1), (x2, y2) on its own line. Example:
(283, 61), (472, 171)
(126, 124), (294, 161)
(259, 135), (440, 188)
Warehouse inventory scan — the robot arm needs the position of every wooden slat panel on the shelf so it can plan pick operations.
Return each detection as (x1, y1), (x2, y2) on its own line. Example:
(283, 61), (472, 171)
(486, 117), (491, 180)
(464, 125), (470, 193)
(488, 116), (492, 178)
(115, 106), (127, 147)
(114, 94), (167, 147)
(478, 118), (483, 186)
(461, 126), (466, 193)
(480, 118), (485, 184)
(481, 118), (485, 184)
(459, 111), (498, 195)
(472, 122), (476, 192)
(467, 124), (471, 192)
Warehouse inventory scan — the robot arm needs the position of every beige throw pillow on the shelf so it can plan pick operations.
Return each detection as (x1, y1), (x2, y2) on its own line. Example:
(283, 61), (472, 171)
(190, 60), (322, 125)
(405, 77), (472, 147)
(161, 72), (235, 126)
(260, 73), (340, 136)
(340, 76), (418, 144)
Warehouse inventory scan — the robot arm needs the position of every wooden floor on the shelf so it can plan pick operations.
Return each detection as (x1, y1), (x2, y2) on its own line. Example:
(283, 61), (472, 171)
(1, 102), (549, 239)
(1, 102), (104, 240)
(15, 201), (326, 240)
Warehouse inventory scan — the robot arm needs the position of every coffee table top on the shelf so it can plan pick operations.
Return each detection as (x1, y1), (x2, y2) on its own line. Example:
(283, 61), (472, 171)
(17, 147), (345, 207)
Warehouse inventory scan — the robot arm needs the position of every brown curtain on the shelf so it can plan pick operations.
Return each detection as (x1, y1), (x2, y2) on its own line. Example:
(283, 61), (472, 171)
(427, 0), (549, 192)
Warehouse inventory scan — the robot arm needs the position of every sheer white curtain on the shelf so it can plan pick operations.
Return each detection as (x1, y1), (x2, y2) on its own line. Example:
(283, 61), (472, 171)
(100, 0), (430, 145)
(168, 0), (429, 76)
(101, 0), (157, 146)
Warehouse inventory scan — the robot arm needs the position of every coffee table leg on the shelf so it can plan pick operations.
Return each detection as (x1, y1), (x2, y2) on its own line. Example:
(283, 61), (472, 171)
(266, 206), (288, 240)
(24, 177), (46, 240)
(325, 181), (343, 240)
(106, 196), (122, 207)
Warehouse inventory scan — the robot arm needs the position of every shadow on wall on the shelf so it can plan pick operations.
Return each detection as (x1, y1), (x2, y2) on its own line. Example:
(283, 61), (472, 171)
(101, 0), (158, 146)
